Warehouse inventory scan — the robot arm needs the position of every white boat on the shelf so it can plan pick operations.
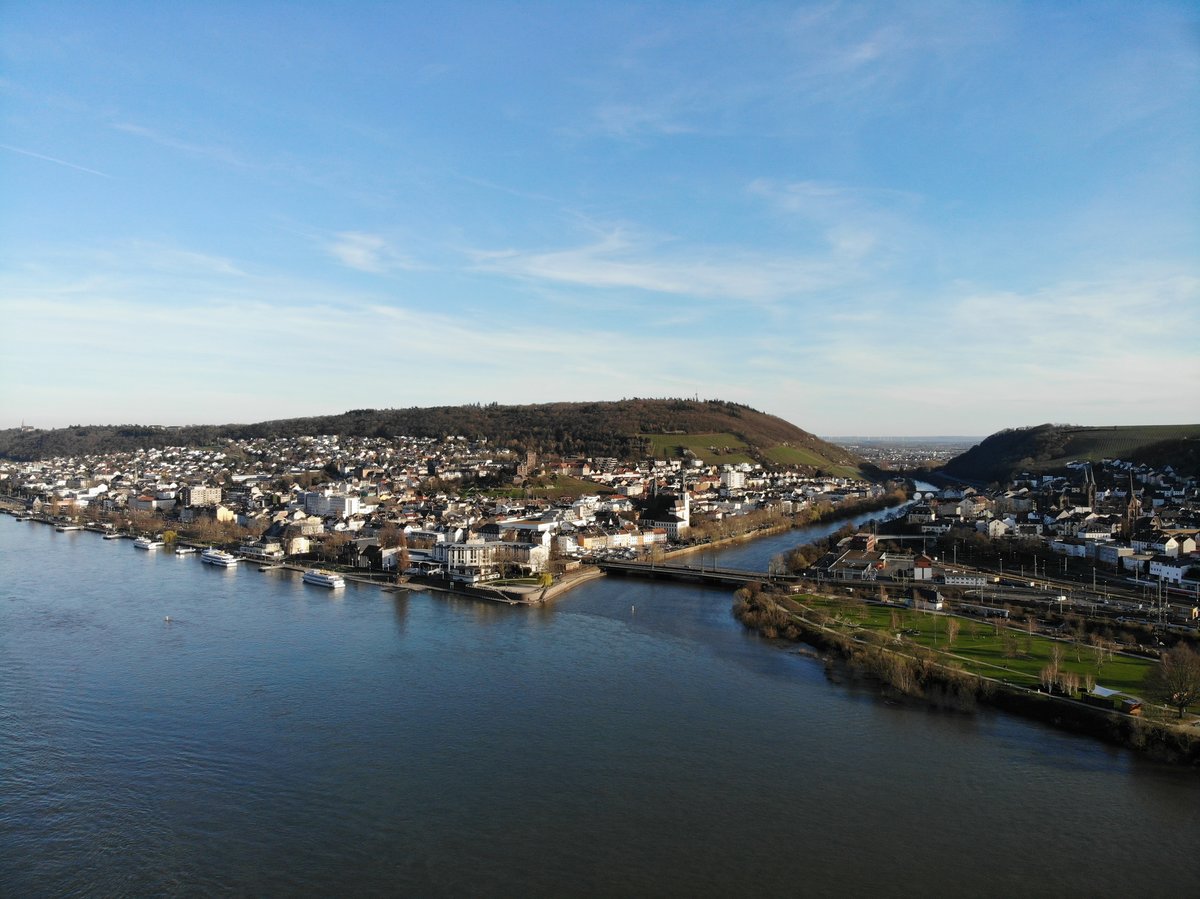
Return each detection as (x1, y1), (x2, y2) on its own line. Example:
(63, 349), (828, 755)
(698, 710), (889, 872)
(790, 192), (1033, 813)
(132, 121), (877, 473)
(103, 532), (124, 540)
(302, 569), (345, 588)
(200, 548), (239, 567)
(55, 524), (82, 532)
(133, 536), (164, 550)
(175, 545), (198, 555)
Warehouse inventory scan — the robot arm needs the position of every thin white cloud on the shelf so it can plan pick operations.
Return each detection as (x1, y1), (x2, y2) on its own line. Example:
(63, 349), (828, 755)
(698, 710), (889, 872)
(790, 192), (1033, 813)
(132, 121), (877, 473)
(327, 232), (419, 274)
(748, 178), (920, 216)
(947, 273), (1200, 353)
(0, 142), (111, 177)
(111, 121), (248, 168)
(589, 99), (698, 140)
(124, 241), (247, 277)
(469, 226), (871, 302)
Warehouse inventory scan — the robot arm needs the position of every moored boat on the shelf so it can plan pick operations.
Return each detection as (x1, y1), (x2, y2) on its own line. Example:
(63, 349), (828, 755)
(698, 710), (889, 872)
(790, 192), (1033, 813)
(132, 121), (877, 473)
(133, 536), (164, 550)
(302, 569), (346, 588)
(200, 547), (239, 567)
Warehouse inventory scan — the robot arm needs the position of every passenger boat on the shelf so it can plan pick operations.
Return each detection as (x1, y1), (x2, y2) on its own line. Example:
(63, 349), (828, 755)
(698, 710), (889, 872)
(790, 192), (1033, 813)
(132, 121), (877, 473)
(133, 536), (164, 550)
(55, 524), (82, 532)
(302, 569), (345, 588)
(200, 547), (239, 567)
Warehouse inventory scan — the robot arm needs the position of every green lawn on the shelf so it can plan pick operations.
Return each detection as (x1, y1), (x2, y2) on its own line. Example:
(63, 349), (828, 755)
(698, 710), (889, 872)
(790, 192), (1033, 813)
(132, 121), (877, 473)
(762, 445), (862, 477)
(639, 433), (756, 465)
(793, 595), (1155, 699)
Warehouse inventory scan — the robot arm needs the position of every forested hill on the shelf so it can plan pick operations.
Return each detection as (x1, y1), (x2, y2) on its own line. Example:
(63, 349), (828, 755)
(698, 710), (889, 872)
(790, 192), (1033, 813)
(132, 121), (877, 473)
(939, 423), (1200, 484)
(0, 399), (864, 474)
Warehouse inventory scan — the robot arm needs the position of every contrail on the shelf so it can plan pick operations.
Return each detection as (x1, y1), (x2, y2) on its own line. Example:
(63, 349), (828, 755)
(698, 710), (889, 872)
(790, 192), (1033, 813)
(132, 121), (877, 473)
(0, 143), (112, 178)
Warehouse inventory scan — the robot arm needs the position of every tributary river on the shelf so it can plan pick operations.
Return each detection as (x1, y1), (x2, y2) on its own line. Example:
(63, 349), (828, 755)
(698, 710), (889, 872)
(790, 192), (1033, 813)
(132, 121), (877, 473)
(1, 513), (1196, 897)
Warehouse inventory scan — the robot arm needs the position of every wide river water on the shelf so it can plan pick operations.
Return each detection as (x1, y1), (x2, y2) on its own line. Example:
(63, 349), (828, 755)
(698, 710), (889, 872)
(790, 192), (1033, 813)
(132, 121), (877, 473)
(1, 512), (1197, 897)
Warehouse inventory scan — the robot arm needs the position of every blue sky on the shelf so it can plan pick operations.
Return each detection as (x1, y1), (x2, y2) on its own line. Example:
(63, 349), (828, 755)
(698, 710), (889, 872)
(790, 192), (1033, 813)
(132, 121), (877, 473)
(1, 1), (1196, 437)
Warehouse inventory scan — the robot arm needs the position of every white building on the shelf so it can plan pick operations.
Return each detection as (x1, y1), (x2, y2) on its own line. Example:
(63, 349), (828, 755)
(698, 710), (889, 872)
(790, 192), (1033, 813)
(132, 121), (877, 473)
(720, 469), (746, 490)
(433, 539), (550, 583)
(304, 489), (361, 519)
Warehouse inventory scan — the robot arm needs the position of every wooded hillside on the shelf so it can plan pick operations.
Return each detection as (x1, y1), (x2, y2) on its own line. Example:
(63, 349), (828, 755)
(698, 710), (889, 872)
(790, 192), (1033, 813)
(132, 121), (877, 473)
(0, 399), (864, 474)
(939, 423), (1200, 483)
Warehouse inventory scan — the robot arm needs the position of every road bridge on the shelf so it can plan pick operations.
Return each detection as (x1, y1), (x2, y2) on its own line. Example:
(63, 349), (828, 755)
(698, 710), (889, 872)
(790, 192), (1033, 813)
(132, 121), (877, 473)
(597, 559), (788, 588)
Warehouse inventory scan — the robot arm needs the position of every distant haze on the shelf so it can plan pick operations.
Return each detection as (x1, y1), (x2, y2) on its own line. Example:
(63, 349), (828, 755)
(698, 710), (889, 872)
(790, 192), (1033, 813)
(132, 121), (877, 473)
(825, 436), (984, 444)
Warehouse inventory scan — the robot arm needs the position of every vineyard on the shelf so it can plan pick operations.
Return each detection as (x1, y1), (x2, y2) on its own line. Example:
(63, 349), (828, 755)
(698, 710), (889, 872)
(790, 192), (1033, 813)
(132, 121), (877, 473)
(942, 423), (1200, 482)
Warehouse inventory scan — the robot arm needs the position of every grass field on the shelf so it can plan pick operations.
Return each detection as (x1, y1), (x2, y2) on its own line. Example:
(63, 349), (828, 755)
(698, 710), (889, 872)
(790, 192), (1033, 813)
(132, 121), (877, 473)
(1050, 425), (1200, 467)
(795, 595), (1157, 699)
(638, 433), (756, 465)
(762, 445), (861, 477)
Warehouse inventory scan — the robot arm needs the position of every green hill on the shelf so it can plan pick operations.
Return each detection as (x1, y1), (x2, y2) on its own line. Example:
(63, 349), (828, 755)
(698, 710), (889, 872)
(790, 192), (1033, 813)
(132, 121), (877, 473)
(0, 399), (865, 476)
(940, 423), (1200, 483)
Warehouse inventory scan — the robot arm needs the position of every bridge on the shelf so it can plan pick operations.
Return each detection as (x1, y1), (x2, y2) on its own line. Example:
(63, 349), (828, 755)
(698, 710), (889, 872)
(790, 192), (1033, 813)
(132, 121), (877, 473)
(597, 559), (789, 587)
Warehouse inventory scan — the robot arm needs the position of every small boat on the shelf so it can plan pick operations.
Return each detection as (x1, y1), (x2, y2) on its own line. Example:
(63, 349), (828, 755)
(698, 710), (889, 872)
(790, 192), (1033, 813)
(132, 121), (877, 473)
(302, 569), (346, 589)
(133, 536), (164, 550)
(55, 524), (82, 532)
(175, 545), (198, 555)
(200, 548), (239, 567)
(103, 532), (124, 540)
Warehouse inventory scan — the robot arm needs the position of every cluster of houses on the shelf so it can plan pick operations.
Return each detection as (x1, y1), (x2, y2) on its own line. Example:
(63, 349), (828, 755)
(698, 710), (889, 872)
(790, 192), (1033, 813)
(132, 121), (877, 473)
(0, 434), (886, 586)
(816, 458), (1200, 592)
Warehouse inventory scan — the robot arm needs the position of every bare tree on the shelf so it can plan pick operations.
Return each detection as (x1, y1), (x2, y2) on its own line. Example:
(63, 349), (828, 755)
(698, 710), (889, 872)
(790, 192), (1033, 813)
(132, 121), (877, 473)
(1143, 645), (1200, 719)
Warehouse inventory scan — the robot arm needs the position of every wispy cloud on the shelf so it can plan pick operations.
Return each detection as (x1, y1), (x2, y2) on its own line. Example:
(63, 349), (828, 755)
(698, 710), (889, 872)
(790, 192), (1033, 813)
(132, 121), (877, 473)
(573, 5), (1001, 143)
(0, 143), (111, 177)
(111, 121), (248, 168)
(946, 273), (1200, 354)
(788, 268), (1200, 430)
(326, 232), (419, 274)
(469, 225), (870, 302)
(748, 179), (919, 217)
(588, 98), (699, 140)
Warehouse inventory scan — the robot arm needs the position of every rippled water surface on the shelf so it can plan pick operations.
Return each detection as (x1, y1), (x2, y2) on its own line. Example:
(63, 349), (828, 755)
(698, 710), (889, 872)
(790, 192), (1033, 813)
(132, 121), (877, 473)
(1, 517), (1196, 897)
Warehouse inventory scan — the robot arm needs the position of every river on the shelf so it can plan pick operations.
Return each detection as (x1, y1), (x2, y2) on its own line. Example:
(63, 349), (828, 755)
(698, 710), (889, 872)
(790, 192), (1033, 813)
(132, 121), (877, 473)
(1, 514), (1196, 897)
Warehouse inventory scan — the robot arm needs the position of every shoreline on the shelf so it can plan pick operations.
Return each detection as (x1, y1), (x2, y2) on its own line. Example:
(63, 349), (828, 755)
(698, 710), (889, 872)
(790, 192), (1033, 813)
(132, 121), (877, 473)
(1, 489), (912, 609)
(733, 589), (1200, 766)
(11, 508), (1197, 764)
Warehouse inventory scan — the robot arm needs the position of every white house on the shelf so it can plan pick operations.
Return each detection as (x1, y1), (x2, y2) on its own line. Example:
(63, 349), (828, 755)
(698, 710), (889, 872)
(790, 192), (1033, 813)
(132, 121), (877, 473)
(1149, 555), (1189, 584)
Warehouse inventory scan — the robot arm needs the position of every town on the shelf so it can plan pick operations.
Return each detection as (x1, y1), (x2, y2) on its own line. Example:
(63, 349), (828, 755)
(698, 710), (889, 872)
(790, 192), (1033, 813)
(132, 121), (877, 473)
(825, 456), (1200, 609)
(0, 433), (892, 591)
(3, 433), (1198, 615)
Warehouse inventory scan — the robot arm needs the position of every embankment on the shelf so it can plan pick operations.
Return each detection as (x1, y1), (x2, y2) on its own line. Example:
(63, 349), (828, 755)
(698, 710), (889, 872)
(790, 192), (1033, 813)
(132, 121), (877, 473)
(733, 589), (1200, 766)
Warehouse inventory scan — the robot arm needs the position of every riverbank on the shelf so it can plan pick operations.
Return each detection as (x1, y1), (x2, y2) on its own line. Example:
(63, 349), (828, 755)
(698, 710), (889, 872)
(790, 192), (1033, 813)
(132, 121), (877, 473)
(665, 522), (793, 560)
(733, 588), (1200, 766)
(666, 488), (912, 562)
(398, 565), (605, 605)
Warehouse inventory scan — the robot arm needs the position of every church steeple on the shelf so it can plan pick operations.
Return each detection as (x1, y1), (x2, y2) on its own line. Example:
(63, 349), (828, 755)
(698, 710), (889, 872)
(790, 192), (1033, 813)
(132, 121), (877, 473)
(1123, 472), (1141, 538)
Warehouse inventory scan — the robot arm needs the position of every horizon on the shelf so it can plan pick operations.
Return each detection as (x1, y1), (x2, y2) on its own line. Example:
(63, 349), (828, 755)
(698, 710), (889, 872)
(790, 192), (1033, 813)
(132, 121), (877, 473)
(5, 399), (1196, 445)
(2, 3), (1197, 434)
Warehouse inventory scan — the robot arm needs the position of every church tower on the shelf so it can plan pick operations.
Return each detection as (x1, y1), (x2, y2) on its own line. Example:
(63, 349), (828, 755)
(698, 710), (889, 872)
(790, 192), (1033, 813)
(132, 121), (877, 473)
(1123, 473), (1141, 538)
